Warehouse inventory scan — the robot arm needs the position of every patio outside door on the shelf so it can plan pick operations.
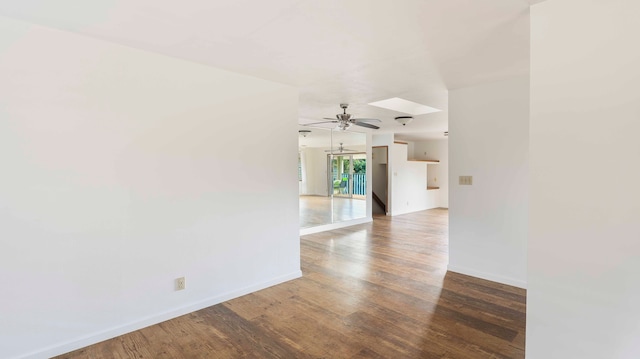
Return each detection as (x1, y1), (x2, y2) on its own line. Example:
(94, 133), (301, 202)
(327, 153), (366, 198)
(332, 154), (353, 198)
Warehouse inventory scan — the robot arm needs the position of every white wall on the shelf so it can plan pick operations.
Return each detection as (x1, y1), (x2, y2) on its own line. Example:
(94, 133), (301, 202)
(528, 1), (640, 357)
(0, 17), (300, 359)
(390, 143), (440, 215)
(412, 139), (449, 208)
(448, 76), (529, 288)
(372, 133), (394, 147)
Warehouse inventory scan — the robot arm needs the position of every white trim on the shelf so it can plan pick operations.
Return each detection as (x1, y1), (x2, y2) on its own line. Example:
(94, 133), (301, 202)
(447, 265), (527, 289)
(300, 217), (373, 236)
(19, 271), (302, 359)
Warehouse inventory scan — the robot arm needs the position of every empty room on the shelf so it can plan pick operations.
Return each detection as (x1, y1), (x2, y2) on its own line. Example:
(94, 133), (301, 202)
(1, 1), (638, 358)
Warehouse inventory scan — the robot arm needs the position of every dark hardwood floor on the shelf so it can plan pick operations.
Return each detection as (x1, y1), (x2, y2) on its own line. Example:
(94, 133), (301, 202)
(56, 209), (526, 358)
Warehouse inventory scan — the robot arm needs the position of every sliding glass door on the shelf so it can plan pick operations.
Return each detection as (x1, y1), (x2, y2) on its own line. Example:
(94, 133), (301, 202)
(328, 153), (366, 199)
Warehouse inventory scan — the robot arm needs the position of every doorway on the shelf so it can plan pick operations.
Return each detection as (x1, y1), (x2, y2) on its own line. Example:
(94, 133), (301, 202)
(372, 146), (389, 215)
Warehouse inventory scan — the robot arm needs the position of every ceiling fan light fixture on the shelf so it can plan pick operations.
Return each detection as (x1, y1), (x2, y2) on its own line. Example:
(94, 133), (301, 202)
(395, 116), (413, 126)
(336, 122), (351, 131)
(304, 104), (380, 130)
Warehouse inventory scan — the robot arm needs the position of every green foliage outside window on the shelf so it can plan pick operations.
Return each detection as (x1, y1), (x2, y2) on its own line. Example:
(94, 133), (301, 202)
(342, 159), (366, 174)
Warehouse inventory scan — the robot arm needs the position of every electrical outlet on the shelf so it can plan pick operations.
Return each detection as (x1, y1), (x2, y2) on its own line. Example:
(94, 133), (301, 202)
(176, 277), (186, 291)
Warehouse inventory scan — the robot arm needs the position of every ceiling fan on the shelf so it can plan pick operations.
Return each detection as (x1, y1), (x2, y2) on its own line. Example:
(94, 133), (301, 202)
(304, 103), (381, 130)
(324, 142), (357, 154)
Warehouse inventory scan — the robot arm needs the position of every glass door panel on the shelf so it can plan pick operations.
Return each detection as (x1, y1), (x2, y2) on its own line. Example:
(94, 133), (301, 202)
(333, 154), (353, 198)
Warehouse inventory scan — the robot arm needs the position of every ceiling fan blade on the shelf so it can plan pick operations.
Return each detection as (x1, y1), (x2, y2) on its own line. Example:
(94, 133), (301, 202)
(302, 120), (337, 126)
(323, 117), (338, 121)
(326, 150), (358, 154)
(353, 118), (381, 122)
(324, 149), (354, 152)
(354, 122), (380, 129)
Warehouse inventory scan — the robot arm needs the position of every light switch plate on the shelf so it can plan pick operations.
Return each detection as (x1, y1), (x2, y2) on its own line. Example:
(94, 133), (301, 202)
(459, 176), (473, 185)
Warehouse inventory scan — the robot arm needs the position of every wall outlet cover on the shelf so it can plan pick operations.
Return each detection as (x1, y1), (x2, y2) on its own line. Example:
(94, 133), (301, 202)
(176, 277), (186, 291)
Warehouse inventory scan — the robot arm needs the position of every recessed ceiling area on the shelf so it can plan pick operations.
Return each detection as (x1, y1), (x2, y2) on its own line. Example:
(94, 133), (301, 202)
(0, 0), (530, 141)
(368, 97), (441, 116)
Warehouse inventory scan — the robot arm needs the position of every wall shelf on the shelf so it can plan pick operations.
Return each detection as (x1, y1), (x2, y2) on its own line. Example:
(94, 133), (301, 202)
(393, 140), (441, 195)
(409, 159), (440, 164)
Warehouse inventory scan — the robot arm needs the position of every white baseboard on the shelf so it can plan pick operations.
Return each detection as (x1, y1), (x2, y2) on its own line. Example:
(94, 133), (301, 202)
(300, 217), (372, 235)
(389, 205), (441, 217)
(447, 265), (527, 289)
(21, 270), (302, 359)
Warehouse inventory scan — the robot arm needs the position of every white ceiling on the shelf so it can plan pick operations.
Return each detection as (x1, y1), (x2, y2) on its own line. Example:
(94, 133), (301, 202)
(0, 0), (531, 141)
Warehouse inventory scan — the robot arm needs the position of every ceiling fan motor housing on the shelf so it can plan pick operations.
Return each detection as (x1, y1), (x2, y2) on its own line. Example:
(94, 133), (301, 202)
(302, 103), (380, 130)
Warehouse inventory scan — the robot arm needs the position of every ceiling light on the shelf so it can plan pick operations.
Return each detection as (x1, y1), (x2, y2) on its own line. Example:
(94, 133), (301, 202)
(299, 130), (311, 137)
(368, 97), (440, 115)
(395, 116), (413, 126)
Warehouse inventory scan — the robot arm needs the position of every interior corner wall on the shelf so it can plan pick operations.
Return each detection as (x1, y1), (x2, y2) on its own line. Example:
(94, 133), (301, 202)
(372, 133), (394, 147)
(528, 1), (640, 358)
(390, 143), (440, 215)
(448, 76), (529, 288)
(0, 17), (300, 359)
(411, 140), (449, 208)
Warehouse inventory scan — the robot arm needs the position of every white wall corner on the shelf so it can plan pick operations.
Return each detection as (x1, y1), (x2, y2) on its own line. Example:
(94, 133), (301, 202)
(447, 265), (527, 289)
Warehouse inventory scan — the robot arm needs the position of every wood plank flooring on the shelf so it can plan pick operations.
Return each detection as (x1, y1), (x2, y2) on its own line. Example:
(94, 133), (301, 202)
(56, 209), (526, 358)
